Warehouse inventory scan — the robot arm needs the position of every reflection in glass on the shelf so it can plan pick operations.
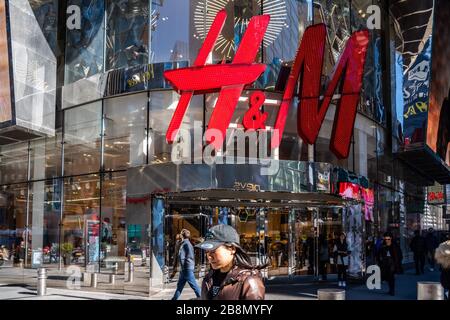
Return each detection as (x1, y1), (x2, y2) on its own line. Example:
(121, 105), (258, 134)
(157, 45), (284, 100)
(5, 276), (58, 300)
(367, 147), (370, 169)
(0, 184), (29, 268)
(0, 142), (29, 185)
(100, 172), (127, 269)
(65, 0), (105, 84)
(106, 0), (149, 71)
(64, 102), (102, 175)
(30, 132), (63, 181)
(262, 0), (311, 90)
(389, 0), (434, 148)
(103, 93), (148, 170)
(29, 179), (62, 268)
(150, 0), (190, 64)
(29, 0), (59, 54)
(63, 175), (100, 268)
(149, 91), (203, 163)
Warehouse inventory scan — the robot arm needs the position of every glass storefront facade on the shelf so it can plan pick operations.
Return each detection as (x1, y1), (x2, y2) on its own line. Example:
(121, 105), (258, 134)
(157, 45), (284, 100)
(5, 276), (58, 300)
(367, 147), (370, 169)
(0, 0), (449, 296)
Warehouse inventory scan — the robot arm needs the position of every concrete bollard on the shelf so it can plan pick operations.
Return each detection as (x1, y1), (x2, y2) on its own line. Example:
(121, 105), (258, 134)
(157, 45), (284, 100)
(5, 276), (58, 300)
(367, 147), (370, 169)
(317, 288), (346, 300)
(37, 268), (47, 296)
(417, 282), (444, 300)
(90, 273), (98, 288)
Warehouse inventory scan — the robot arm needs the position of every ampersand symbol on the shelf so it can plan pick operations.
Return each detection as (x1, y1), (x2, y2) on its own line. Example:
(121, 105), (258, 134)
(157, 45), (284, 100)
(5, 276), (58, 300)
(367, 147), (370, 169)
(243, 91), (268, 130)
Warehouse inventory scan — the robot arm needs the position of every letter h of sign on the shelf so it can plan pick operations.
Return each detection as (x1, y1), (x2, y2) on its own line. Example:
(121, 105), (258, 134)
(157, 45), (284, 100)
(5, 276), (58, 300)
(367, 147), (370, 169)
(164, 10), (270, 149)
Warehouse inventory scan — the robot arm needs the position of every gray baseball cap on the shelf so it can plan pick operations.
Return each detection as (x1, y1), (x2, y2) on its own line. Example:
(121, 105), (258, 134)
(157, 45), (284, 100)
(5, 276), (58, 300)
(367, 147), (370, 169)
(195, 224), (240, 251)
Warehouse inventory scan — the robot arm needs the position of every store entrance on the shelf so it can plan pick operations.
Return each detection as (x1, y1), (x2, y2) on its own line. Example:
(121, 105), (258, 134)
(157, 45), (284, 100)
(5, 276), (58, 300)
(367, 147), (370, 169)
(292, 207), (344, 276)
(164, 206), (209, 279)
(163, 205), (344, 280)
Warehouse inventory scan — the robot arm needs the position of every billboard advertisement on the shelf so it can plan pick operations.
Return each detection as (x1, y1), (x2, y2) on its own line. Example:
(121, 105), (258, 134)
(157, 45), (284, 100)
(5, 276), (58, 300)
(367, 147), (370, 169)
(428, 0), (450, 165)
(0, 0), (12, 125)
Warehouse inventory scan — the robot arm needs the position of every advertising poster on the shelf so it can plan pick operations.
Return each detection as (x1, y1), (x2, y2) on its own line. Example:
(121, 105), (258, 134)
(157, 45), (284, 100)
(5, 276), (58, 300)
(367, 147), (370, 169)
(0, 0), (12, 125)
(339, 182), (361, 201)
(152, 198), (165, 269)
(402, 37), (432, 146)
(427, 183), (445, 205)
(362, 188), (374, 222)
(86, 219), (100, 263)
(344, 204), (364, 276)
(390, 0), (435, 149)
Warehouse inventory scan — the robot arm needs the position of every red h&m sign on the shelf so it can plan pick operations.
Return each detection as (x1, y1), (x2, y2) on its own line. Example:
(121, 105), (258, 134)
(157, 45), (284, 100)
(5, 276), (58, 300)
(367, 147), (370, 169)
(164, 10), (369, 159)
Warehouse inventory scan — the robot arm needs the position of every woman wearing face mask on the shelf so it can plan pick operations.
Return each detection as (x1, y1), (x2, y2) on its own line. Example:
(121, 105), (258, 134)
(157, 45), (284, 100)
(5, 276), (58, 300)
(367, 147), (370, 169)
(196, 224), (267, 300)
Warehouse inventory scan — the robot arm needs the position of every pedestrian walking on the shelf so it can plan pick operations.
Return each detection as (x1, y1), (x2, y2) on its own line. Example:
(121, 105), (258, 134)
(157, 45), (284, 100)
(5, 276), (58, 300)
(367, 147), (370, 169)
(318, 235), (329, 281)
(196, 224), (266, 300)
(425, 228), (439, 271)
(435, 240), (450, 300)
(394, 237), (404, 274)
(169, 233), (182, 280)
(374, 232), (383, 256)
(171, 229), (201, 300)
(333, 232), (350, 288)
(410, 230), (426, 275)
(377, 232), (401, 296)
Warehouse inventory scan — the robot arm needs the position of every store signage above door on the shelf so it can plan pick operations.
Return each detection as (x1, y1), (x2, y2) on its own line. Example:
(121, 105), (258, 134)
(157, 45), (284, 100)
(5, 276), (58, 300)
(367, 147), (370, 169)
(164, 10), (369, 159)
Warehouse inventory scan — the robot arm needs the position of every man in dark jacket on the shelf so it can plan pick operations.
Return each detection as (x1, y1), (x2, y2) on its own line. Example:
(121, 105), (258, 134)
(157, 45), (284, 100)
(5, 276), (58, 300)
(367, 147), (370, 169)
(169, 233), (182, 280)
(377, 232), (401, 296)
(171, 229), (201, 300)
(410, 230), (426, 275)
(425, 228), (439, 271)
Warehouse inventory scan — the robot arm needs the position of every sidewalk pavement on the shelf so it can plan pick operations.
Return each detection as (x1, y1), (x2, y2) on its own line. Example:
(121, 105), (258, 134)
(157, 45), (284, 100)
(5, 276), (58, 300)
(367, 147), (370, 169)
(265, 268), (441, 300)
(0, 284), (148, 300)
(0, 267), (442, 300)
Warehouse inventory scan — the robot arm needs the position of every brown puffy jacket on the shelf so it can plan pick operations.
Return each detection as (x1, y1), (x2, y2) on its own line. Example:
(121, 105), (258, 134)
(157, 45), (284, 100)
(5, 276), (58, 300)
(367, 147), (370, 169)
(200, 265), (265, 300)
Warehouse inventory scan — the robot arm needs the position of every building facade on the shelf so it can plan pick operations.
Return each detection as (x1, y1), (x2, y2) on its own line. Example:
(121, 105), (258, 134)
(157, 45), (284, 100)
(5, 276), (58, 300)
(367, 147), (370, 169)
(0, 0), (449, 296)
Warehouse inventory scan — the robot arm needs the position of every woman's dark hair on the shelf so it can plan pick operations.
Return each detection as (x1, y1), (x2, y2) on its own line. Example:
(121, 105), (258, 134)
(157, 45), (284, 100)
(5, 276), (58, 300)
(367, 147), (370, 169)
(384, 231), (393, 238)
(226, 244), (269, 270)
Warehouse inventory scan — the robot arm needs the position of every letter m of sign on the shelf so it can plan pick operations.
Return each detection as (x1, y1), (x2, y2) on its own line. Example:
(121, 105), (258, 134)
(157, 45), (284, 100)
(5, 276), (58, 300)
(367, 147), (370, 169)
(272, 24), (369, 159)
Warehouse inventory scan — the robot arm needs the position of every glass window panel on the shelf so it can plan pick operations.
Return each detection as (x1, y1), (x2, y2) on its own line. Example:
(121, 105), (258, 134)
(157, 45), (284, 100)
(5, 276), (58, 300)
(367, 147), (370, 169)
(63, 174), (100, 268)
(100, 172), (127, 269)
(0, 183), (28, 270)
(106, 0), (149, 71)
(9, 0), (57, 136)
(65, 0), (105, 84)
(64, 102), (102, 175)
(29, 0), (59, 54)
(262, 0), (313, 90)
(150, 0), (191, 64)
(103, 93), (148, 170)
(149, 91), (203, 164)
(29, 179), (62, 269)
(351, 0), (386, 124)
(0, 142), (29, 185)
(30, 131), (62, 181)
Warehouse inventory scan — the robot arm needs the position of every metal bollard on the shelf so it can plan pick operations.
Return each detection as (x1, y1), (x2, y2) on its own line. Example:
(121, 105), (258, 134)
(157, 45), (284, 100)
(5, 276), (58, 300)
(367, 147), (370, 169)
(128, 262), (134, 283)
(37, 268), (47, 296)
(90, 273), (98, 288)
(417, 282), (444, 300)
(317, 288), (346, 300)
(109, 274), (116, 285)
